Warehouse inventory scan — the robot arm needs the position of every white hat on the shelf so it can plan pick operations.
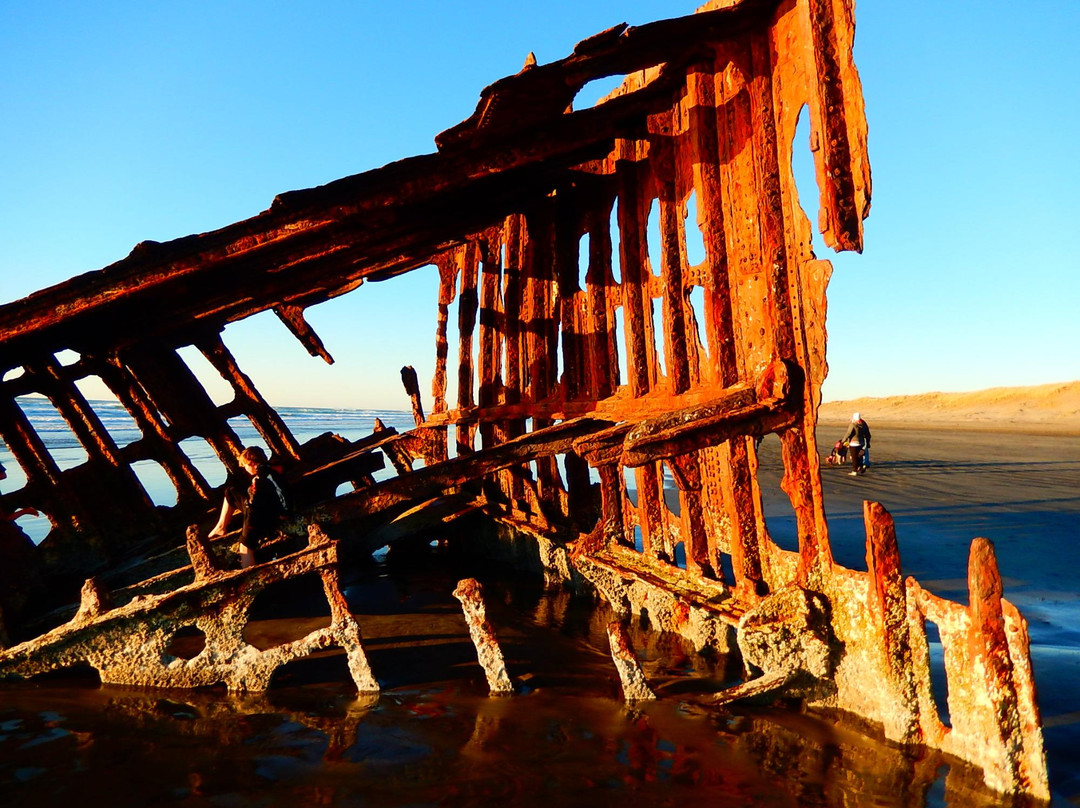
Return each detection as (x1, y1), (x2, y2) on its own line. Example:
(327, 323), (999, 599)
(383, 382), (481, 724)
(852, 412), (860, 421)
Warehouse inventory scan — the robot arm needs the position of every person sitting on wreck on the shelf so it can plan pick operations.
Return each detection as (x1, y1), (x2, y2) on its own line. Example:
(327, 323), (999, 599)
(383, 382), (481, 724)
(208, 446), (290, 568)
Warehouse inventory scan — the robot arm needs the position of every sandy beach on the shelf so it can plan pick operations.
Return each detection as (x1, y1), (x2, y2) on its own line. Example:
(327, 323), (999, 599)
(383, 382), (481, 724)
(818, 380), (1080, 436)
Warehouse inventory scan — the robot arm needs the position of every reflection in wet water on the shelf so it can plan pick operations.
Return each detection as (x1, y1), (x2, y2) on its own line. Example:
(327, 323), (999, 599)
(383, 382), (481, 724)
(0, 564), (1027, 808)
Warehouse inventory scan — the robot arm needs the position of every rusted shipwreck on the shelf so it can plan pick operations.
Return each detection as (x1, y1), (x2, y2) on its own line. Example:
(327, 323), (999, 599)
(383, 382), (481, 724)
(0, 0), (1049, 801)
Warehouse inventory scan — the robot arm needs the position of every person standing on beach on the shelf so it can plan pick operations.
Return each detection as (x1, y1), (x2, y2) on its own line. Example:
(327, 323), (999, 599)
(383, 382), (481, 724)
(208, 446), (290, 568)
(842, 413), (871, 476)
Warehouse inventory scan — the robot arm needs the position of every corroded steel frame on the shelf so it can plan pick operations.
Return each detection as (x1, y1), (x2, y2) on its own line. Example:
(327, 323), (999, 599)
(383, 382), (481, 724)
(0, 0), (1049, 800)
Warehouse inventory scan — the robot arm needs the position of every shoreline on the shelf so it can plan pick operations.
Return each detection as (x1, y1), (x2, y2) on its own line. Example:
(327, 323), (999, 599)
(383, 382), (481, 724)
(817, 418), (1080, 438)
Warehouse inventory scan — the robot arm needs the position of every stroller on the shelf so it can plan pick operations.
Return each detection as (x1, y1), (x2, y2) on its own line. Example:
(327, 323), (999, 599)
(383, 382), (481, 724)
(825, 440), (848, 466)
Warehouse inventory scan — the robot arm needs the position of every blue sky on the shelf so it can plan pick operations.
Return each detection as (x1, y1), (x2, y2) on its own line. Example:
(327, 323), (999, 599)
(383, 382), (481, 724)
(1, 0), (1077, 410)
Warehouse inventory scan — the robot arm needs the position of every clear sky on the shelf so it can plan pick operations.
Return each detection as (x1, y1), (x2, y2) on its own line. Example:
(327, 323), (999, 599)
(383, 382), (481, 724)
(2, 0), (1078, 410)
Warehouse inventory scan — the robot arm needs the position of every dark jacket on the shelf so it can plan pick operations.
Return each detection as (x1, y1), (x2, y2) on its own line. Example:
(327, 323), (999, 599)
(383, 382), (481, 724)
(842, 419), (871, 447)
(242, 465), (290, 546)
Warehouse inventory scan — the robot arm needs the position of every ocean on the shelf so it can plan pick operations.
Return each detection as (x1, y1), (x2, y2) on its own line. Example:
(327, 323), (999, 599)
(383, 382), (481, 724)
(2, 397), (421, 544)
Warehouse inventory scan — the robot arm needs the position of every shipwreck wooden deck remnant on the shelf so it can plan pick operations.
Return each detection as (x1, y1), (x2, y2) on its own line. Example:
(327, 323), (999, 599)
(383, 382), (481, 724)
(0, 0), (1049, 800)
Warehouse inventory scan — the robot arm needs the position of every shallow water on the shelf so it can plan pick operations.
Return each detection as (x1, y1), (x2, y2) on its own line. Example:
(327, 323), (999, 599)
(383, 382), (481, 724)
(0, 561), (1030, 808)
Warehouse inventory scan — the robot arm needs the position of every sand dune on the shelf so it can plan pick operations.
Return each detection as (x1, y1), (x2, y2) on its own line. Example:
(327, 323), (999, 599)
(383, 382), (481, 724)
(818, 379), (1080, 435)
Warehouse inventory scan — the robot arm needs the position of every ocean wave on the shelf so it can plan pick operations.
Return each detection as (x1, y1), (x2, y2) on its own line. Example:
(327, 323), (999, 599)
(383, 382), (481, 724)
(4, 399), (416, 457)
(2, 402), (418, 544)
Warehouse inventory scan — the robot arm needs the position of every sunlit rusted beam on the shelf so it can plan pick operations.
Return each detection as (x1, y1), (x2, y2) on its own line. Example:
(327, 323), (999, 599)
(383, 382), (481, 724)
(273, 303), (335, 365)
(476, 229), (503, 452)
(455, 242), (480, 455)
(864, 501), (918, 741)
(98, 354), (213, 502)
(321, 416), (614, 540)
(195, 335), (302, 463)
(399, 365), (426, 427)
(120, 343), (243, 471)
(431, 253), (457, 417)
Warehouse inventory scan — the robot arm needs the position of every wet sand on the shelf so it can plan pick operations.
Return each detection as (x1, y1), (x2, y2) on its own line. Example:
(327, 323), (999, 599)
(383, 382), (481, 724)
(0, 425), (1078, 806)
